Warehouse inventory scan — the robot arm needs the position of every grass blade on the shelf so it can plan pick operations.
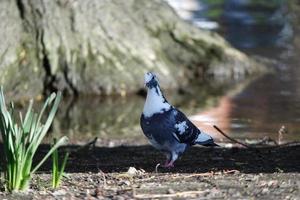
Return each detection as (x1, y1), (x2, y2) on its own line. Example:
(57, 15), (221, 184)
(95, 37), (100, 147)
(0, 88), (67, 191)
(32, 136), (68, 174)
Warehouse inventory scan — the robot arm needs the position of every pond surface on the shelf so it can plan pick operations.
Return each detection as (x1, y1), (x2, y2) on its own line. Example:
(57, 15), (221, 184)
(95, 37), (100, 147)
(52, 0), (300, 144)
(167, 0), (300, 142)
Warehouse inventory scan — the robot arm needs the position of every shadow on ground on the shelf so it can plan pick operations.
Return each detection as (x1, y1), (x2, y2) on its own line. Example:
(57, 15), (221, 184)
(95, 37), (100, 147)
(25, 144), (300, 174)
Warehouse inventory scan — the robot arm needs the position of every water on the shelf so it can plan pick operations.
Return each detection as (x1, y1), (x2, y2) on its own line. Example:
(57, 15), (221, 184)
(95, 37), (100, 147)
(51, 0), (299, 144)
(167, 0), (300, 141)
(50, 83), (230, 144)
(167, 0), (291, 49)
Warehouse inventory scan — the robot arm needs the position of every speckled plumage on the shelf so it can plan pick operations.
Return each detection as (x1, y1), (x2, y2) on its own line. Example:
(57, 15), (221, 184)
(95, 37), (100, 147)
(140, 72), (218, 167)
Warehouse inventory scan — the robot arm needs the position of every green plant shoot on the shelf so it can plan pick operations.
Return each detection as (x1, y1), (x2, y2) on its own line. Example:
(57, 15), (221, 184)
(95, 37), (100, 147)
(0, 87), (68, 191)
(52, 138), (69, 188)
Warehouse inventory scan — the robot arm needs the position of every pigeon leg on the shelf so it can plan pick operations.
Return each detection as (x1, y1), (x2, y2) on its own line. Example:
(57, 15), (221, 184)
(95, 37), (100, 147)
(164, 160), (170, 166)
(162, 152), (172, 167)
(164, 161), (174, 168)
(163, 152), (178, 168)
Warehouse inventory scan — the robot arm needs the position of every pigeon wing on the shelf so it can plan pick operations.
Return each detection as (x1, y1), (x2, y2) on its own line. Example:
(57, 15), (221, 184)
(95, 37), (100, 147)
(171, 109), (200, 144)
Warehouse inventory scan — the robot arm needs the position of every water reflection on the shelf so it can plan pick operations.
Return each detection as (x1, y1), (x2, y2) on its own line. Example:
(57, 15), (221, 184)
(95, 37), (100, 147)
(166, 0), (300, 142)
(51, 96), (144, 142)
(51, 67), (300, 143)
(49, 82), (233, 143)
(167, 0), (292, 49)
(50, 0), (300, 143)
(191, 72), (300, 142)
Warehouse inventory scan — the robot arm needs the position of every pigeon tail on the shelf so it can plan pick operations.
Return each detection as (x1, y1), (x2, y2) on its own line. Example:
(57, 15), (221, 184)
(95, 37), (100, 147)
(201, 140), (219, 147)
(194, 132), (219, 147)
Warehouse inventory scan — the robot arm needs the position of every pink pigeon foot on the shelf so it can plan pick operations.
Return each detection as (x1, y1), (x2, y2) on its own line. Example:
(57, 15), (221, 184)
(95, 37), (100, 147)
(163, 161), (174, 168)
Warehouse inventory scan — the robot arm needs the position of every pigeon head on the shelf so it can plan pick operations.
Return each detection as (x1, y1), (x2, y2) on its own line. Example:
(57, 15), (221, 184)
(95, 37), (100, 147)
(144, 72), (159, 88)
(142, 72), (170, 118)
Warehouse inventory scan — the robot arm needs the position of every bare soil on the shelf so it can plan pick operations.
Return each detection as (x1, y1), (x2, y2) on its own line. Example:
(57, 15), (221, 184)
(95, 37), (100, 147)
(0, 143), (299, 199)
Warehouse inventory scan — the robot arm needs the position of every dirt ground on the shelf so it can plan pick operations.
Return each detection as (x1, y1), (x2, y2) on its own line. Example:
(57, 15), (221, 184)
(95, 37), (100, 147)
(0, 143), (299, 199)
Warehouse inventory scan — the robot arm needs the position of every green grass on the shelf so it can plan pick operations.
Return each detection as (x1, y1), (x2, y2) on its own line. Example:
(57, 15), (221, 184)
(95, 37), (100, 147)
(52, 138), (69, 188)
(0, 87), (68, 191)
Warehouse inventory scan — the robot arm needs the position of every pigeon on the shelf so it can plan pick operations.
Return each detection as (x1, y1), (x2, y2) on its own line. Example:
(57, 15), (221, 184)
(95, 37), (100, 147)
(140, 72), (218, 167)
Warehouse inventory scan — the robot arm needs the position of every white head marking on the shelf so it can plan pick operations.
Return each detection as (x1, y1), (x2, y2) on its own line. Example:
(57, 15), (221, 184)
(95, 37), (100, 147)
(143, 72), (171, 118)
(144, 72), (158, 86)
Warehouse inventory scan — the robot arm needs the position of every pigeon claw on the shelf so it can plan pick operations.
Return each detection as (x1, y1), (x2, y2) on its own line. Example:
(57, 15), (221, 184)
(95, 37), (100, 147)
(163, 161), (174, 168)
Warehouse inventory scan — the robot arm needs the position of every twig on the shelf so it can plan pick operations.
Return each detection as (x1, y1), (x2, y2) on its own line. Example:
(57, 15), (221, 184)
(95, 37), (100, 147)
(155, 163), (160, 173)
(213, 125), (250, 148)
(177, 172), (214, 179)
(134, 190), (207, 199)
(245, 136), (278, 146)
(214, 125), (300, 148)
(170, 170), (239, 180)
(75, 137), (98, 153)
(99, 170), (107, 189)
(260, 136), (278, 146)
(278, 125), (286, 145)
(278, 141), (300, 147)
(218, 169), (239, 174)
